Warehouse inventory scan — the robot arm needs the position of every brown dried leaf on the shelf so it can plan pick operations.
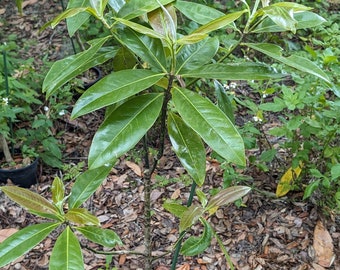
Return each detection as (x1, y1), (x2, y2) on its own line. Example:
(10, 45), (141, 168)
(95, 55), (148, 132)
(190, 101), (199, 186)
(125, 160), (142, 176)
(0, 228), (18, 243)
(313, 220), (335, 267)
(176, 263), (190, 270)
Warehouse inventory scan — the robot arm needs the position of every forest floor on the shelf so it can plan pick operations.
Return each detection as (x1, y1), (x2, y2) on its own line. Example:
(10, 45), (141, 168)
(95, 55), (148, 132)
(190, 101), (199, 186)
(0, 1), (339, 270)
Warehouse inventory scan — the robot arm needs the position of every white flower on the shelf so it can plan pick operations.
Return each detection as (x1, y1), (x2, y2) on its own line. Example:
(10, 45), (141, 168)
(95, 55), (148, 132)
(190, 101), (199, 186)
(2, 97), (9, 105)
(58, 110), (66, 116)
(223, 83), (230, 90)
(253, 116), (262, 122)
(44, 106), (49, 112)
(230, 82), (237, 89)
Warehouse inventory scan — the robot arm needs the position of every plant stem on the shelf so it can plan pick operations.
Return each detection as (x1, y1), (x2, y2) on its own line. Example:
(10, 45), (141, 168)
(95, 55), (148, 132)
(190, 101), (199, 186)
(170, 181), (197, 270)
(212, 227), (235, 270)
(143, 75), (174, 270)
(0, 134), (13, 163)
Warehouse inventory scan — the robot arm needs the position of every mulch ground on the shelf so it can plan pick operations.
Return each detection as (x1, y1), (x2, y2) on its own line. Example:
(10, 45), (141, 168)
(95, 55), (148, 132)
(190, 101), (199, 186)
(0, 1), (339, 270)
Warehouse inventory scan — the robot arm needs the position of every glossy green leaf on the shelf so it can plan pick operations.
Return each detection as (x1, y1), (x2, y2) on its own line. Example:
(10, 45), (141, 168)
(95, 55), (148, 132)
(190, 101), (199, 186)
(117, 0), (174, 20)
(43, 36), (116, 97)
(181, 218), (212, 256)
(89, 93), (164, 169)
(112, 46), (136, 71)
(50, 226), (84, 270)
(163, 199), (187, 218)
(89, 0), (108, 16)
(245, 43), (331, 84)
(0, 223), (59, 267)
(51, 176), (65, 207)
(270, 2), (312, 11)
(253, 11), (326, 33)
(179, 204), (204, 232)
(172, 87), (245, 166)
(180, 62), (284, 80)
(263, 6), (298, 33)
(206, 186), (251, 213)
(66, 0), (91, 37)
(72, 70), (165, 118)
(108, 0), (125, 12)
(196, 189), (208, 208)
(118, 28), (167, 72)
(176, 36), (219, 74)
(303, 180), (320, 200)
(0, 186), (60, 220)
(76, 226), (123, 247)
(331, 164), (340, 180)
(214, 80), (235, 124)
(69, 166), (111, 209)
(168, 112), (206, 186)
(175, 0), (224, 24)
(176, 33), (208, 45)
(65, 208), (100, 226)
(193, 10), (246, 34)
(115, 17), (164, 39)
(148, 4), (177, 40)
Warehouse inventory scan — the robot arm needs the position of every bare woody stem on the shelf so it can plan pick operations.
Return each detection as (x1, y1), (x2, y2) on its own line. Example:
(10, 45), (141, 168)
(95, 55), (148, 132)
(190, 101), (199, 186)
(143, 75), (174, 270)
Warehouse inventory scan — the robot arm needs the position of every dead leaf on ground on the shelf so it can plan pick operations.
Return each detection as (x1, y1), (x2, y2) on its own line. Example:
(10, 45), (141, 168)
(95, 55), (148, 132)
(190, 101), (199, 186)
(176, 263), (190, 270)
(313, 220), (335, 267)
(125, 160), (142, 176)
(0, 228), (18, 242)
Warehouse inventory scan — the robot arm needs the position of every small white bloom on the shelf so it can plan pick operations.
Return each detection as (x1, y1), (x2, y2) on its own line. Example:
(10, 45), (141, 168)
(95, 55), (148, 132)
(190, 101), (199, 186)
(44, 106), (49, 112)
(230, 82), (237, 89)
(2, 97), (9, 105)
(253, 116), (262, 122)
(223, 83), (230, 90)
(58, 110), (66, 116)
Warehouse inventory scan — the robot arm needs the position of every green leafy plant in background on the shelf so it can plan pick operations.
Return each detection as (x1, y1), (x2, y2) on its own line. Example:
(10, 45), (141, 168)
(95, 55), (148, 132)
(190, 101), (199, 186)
(0, 42), (63, 168)
(0, 177), (122, 269)
(1, 0), (334, 269)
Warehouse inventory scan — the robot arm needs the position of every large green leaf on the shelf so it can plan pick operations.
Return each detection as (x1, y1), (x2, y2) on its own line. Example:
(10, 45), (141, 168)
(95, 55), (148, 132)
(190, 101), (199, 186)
(108, 0), (125, 12)
(115, 17), (164, 39)
(66, 0), (91, 36)
(89, 93), (164, 169)
(118, 28), (167, 72)
(0, 186), (60, 220)
(179, 204), (204, 232)
(175, 0), (224, 25)
(192, 10), (246, 34)
(176, 37), (219, 74)
(50, 226), (84, 270)
(69, 166), (111, 209)
(252, 11), (326, 33)
(163, 199), (187, 218)
(0, 223), (59, 267)
(72, 69), (165, 118)
(180, 218), (212, 256)
(180, 62), (284, 80)
(262, 6), (298, 33)
(206, 186), (251, 214)
(214, 80), (235, 124)
(168, 112), (206, 186)
(117, 0), (174, 20)
(51, 176), (65, 209)
(65, 208), (100, 226)
(76, 226), (123, 247)
(172, 87), (245, 165)
(43, 36), (117, 97)
(244, 43), (331, 84)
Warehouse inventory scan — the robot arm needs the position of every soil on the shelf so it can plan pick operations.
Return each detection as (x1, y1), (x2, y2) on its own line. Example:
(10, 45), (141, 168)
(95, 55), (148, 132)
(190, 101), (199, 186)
(0, 1), (339, 270)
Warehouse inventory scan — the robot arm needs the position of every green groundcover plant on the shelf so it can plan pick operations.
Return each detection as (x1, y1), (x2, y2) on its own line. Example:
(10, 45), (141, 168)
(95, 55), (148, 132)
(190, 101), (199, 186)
(0, 0), (335, 269)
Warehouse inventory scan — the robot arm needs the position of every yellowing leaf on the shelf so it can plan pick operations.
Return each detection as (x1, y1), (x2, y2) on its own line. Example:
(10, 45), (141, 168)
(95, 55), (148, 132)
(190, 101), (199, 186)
(276, 162), (303, 197)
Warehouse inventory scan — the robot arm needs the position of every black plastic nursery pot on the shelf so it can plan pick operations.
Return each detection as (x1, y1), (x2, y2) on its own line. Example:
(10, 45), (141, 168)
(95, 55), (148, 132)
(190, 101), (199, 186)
(0, 158), (39, 188)
(83, 67), (103, 89)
